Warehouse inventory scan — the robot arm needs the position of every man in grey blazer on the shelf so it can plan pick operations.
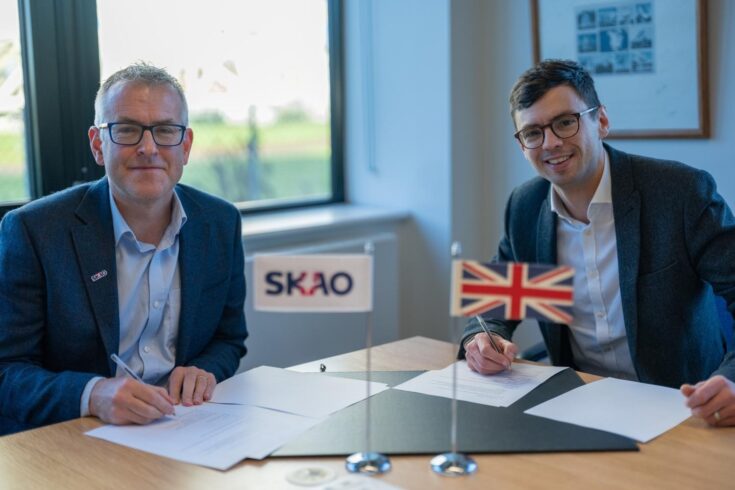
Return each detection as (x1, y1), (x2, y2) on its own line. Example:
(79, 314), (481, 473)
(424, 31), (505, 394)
(461, 60), (735, 427)
(0, 63), (247, 434)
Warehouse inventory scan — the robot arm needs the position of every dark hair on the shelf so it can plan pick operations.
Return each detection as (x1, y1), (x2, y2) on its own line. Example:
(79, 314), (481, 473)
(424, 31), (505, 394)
(94, 61), (188, 125)
(509, 59), (600, 118)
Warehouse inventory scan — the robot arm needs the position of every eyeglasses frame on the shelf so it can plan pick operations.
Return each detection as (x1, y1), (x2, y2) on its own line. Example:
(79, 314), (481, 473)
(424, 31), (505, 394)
(514, 106), (600, 150)
(98, 122), (187, 147)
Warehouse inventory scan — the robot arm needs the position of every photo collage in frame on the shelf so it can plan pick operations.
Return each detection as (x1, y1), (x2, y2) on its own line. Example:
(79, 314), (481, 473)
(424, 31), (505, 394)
(576, 2), (654, 75)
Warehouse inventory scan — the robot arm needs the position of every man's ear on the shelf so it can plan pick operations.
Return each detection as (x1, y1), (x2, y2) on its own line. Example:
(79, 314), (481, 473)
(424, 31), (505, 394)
(511, 113), (526, 153)
(181, 128), (194, 166)
(597, 105), (610, 139)
(88, 126), (105, 167)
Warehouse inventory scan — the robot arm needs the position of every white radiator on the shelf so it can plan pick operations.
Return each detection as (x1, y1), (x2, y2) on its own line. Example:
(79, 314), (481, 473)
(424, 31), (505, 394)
(238, 232), (399, 371)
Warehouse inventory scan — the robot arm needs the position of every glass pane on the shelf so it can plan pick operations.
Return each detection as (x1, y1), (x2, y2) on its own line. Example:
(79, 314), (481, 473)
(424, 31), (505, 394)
(96, 0), (332, 208)
(0, 0), (29, 203)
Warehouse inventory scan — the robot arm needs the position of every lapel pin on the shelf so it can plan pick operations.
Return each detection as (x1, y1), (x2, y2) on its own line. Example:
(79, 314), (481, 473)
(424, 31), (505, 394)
(90, 270), (108, 282)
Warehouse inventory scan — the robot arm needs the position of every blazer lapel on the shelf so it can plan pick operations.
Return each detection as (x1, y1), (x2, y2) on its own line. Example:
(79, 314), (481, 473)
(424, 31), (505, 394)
(71, 179), (119, 374)
(535, 195), (567, 359)
(535, 195), (557, 264)
(608, 144), (641, 361)
(175, 189), (210, 364)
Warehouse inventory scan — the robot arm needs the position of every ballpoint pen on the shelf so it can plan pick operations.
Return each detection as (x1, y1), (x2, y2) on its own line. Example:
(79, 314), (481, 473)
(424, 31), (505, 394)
(110, 354), (176, 416)
(475, 315), (512, 370)
(110, 353), (144, 383)
(474, 315), (512, 371)
(474, 315), (503, 353)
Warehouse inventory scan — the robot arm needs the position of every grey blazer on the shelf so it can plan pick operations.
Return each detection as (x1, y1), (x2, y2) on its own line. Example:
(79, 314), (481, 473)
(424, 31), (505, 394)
(0, 178), (248, 433)
(461, 143), (735, 387)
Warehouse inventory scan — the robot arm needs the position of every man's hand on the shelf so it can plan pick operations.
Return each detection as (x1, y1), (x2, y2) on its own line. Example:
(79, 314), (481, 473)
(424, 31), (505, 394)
(89, 377), (175, 425)
(681, 375), (735, 427)
(465, 333), (518, 375)
(167, 366), (216, 406)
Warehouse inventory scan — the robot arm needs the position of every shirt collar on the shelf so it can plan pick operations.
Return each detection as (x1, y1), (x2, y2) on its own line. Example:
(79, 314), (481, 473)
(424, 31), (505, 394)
(549, 149), (611, 222)
(109, 189), (188, 248)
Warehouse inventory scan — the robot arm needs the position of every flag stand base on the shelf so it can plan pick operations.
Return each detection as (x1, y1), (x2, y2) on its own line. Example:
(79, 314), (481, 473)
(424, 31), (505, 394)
(430, 452), (477, 476)
(345, 452), (391, 475)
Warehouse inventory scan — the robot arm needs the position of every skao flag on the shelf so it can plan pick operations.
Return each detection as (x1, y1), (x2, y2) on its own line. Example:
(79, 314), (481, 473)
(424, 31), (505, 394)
(253, 255), (373, 312)
(451, 260), (574, 323)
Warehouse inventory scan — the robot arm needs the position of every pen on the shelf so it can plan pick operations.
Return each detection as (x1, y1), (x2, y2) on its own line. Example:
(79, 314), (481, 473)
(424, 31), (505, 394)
(110, 353), (144, 383)
(475, 315), (512, 371)
(110, 353), (176, 416)
(474, 315), (503, 355)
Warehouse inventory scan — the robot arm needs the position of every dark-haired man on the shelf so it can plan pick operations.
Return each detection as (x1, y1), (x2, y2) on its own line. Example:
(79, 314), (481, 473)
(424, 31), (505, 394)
(461, 59), (735, 427)
(0, 63), (248, 434)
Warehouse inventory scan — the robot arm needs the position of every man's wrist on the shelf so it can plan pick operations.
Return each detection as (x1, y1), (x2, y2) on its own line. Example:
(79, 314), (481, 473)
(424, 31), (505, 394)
(81, 376), (104, 417)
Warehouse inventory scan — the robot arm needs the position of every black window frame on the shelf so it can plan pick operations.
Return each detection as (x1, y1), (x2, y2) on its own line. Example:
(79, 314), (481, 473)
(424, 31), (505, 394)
(1, 0), (344, 219)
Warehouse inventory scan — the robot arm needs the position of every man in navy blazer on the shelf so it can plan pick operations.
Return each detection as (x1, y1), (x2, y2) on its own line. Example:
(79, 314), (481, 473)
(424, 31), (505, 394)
(0, 63), (247, 434)
(461, 60), (735, 427)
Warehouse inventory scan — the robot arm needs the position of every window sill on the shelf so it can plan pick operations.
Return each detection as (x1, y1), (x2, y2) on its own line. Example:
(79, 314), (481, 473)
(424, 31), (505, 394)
(242, 203), (409, 244)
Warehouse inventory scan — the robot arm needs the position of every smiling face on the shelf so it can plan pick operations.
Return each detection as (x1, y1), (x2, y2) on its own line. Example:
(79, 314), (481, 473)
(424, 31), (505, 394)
(513, 85), (609, 198)
(88, 81), (193, 212)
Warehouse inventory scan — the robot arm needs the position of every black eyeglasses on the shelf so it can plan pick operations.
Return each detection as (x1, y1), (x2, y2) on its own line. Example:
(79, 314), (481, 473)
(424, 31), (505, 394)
(514, 106), (599, 149)
(98, 122), (187, 146)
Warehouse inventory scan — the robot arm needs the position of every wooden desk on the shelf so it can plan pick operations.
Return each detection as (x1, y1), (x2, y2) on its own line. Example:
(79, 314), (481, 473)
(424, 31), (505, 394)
(1, 336), (732, 489)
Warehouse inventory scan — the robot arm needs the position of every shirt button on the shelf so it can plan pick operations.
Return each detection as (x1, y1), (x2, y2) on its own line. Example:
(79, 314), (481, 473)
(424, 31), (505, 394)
(153, 300), (162, 309)
(143, 345), (151, 353)
(595, 311), (604, 319)
(589, 269), (598, 278)
(584, 229), (592, 236)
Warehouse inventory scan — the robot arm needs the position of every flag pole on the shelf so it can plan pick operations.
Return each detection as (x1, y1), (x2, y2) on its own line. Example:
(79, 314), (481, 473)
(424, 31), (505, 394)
(346, 241), (391, 475)
(430, 241), (477, 476)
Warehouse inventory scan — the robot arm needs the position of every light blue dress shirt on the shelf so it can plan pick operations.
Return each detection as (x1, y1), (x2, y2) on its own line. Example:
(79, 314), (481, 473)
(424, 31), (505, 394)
(80, 191), (187, 416)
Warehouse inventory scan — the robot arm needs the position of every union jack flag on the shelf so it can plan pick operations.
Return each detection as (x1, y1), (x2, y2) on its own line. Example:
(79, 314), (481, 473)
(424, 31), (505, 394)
(451, 260), (574, 323)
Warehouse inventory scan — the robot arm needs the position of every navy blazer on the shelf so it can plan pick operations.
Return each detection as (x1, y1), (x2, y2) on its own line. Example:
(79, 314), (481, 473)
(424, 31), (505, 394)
(461, 144), (735, 387)
(0, 178), (248, 433)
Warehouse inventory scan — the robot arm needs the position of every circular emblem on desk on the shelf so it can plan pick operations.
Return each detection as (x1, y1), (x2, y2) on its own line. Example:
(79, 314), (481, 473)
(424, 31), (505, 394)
(286, 467), (337, 486)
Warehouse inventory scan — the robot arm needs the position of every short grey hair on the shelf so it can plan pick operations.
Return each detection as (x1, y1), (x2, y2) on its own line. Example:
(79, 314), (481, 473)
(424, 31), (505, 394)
(93, 62), (188, 125)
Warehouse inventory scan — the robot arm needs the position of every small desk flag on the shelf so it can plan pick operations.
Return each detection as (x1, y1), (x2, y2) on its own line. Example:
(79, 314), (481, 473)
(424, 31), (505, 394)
(451, 260), (574, 323)
(253, 255), (373, 312)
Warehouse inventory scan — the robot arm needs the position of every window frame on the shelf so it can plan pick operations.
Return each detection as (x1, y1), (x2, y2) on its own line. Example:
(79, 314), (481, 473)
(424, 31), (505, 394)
(0, 0), (344, 219)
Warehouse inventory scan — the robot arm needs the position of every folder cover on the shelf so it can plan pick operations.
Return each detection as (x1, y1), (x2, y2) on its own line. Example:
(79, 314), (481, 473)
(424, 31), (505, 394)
(273, 369), (638, 457)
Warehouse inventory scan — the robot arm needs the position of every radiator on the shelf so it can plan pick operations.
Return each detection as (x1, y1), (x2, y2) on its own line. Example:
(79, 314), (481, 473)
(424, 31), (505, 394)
(238, 232), (399, 371)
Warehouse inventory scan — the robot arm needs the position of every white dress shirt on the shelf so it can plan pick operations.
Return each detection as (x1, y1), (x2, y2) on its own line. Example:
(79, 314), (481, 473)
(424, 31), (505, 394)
(550, 151), (638, 380)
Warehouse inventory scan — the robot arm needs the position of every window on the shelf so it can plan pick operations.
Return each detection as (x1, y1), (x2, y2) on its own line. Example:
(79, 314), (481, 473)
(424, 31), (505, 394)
(0, 0), (28, 204)
(0, 0), (343, 218)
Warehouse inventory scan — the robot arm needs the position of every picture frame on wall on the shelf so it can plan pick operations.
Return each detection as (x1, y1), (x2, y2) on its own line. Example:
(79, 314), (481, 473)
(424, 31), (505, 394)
(531, 0), (708, 138)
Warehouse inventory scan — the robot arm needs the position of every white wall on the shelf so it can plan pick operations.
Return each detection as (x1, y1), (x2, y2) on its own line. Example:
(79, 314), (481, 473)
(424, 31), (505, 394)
(345, 0), (735, 349)
(345, 0), (453, 341)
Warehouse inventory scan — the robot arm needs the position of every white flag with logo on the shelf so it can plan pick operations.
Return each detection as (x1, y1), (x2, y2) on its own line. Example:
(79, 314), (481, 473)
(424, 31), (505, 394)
(253, 255), (373, 312)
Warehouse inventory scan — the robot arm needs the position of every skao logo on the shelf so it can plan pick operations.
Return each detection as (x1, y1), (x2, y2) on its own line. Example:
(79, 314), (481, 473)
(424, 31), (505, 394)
(265, 270), (354, 296)
(253, 254), (373, 312)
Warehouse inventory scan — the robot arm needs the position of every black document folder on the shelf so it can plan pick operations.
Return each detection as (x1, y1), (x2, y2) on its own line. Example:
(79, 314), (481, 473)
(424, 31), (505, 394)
(273, 369), (638, 457)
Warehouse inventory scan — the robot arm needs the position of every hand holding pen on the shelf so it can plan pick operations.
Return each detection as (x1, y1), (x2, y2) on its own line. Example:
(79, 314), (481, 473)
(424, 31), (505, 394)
(464, 315), (518, 375)
(87, 354), (176, 425)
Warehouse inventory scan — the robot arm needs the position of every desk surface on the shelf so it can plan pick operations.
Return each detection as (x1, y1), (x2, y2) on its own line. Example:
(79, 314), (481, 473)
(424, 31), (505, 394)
(1, 336), (733, 489)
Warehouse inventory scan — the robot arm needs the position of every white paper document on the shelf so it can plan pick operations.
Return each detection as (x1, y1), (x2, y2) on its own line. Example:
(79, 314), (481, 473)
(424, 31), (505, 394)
(524, 377), (691, 442)
(211, 366), (389, 418)
(393, 361), (567, 407)
(86, 403), (322, 470)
